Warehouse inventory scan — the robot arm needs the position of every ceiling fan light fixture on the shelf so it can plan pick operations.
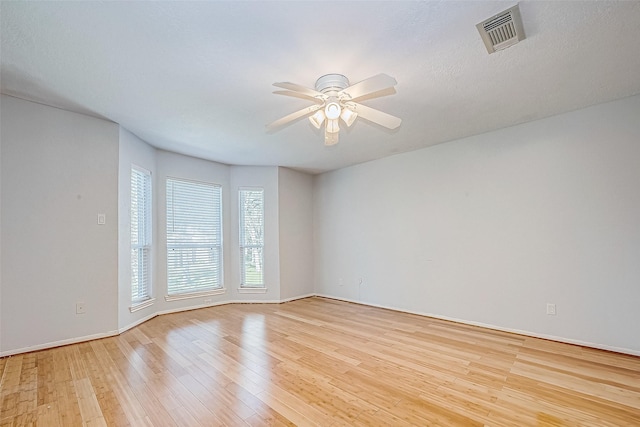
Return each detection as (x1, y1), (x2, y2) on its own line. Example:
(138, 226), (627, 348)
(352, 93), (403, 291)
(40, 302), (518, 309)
(326, 118), (340, 134)
(324, 131), (339, 146)
(325, 102), (341, 120)
(309, 110), (325, 129)
(340, 107), (358, 127)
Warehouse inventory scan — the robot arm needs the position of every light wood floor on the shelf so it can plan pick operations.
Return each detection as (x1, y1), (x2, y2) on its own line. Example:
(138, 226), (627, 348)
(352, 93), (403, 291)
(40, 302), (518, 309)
(1, 297), (639, 426)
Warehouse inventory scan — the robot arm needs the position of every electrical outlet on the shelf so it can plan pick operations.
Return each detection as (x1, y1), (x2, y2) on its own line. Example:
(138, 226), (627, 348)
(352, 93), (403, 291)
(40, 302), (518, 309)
(338, 278), (343, 287)
(76, 302), (86, 314)
(546, 303), (557, 315)
(204, 298), (212, 304)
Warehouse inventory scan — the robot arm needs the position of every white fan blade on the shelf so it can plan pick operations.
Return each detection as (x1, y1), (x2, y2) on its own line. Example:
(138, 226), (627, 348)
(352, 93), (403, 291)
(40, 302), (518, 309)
(273, 82), (324, 98)
(349, 86), (396, 103)
(273, 90), (324, 104)
(267, 104), (323, 131)
(353, 103), (402, 129)
(340, 73), (397, 100)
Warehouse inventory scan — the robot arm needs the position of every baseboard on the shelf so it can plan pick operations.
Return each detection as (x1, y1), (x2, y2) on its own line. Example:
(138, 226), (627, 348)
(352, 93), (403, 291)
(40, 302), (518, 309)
(0, 330), (120, 358)
(118, 312), (159, 334)
(280, 293), (315, 303)
(0, 294), (317, 357)
(120, 294), (315, 329)
(314, 294), (640, 357)
(8, 293), (634, 358)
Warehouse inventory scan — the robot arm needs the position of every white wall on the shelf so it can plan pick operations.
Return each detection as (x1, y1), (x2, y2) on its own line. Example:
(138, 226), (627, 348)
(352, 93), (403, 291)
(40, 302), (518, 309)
(0, 97), (3, 347)
(279, 167), (314, 300)
(3, 92), (638, 356)
(229, 166), (281, 301)
(117, 154), (312, 329)
(154, 150), (232, 312)
(314, 95), (640, 355)
(0, 95), (314, 354)
(117, 128), (157, 330)
(1, 95), (119, 354)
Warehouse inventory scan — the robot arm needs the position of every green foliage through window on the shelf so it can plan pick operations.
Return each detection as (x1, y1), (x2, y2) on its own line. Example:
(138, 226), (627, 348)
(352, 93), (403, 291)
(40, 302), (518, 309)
(239, 188), (264, 287)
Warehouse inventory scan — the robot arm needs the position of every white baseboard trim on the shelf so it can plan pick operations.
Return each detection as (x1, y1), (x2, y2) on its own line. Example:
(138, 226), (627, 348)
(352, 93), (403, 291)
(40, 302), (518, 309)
(118, 312), (159, 334)
(0, 294), (317, 357)
(227, 299), (284, 305)
(9, 293), (634, 358)
(314, 294), (640, 357)
(280, 293), (315, 303)
(0, 330), (120, 358)
(120, 294), (316, 332)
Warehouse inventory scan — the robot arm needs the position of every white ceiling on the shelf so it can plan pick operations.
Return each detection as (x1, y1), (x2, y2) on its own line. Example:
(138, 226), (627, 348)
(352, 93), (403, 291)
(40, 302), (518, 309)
(2, 1), (640, 174)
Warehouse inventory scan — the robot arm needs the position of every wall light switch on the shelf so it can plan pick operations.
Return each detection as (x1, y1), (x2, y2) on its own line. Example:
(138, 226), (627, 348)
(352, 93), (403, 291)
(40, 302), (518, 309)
(546, 303), (557, 315)
(76, 302), (86, 314)
(97, 214), (106, 225)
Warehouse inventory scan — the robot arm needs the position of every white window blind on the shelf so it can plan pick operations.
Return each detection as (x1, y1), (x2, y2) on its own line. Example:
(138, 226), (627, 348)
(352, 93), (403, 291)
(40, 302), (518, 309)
(166, 178), (223, 295)
(239, 188), (264, 287)
(131, 167), (152, 303)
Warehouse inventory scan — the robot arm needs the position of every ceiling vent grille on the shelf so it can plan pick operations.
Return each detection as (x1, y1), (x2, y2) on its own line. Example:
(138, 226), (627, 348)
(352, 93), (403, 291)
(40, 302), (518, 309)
(477, 4), (525, 54)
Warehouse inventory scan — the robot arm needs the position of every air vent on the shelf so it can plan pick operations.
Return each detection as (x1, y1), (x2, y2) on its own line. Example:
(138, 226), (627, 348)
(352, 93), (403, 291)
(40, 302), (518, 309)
(477, 4), (525, 54)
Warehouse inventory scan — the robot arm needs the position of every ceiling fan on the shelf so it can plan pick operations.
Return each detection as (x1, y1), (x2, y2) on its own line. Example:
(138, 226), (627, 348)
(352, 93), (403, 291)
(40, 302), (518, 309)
(266, 73), (401, 145)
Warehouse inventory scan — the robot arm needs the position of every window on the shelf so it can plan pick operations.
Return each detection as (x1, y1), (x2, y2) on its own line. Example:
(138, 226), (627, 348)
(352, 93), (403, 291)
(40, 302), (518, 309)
(166, 178), (223, 296)
(239, 188), (264, 288)
(131, 167), (152, 304)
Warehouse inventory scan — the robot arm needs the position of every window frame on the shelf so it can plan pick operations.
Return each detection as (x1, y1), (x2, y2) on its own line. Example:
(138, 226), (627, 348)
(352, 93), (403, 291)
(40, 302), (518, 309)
(239, 187), (265, 290)
(165, 177), (225, 300)
(130, 166), (154, 311)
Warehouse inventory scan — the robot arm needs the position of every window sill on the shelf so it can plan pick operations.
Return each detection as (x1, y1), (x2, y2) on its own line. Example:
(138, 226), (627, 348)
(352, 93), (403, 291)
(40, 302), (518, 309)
(165, 288), (226, 302)
(129, 298), (156, 313)
(237, 287), (268, 294)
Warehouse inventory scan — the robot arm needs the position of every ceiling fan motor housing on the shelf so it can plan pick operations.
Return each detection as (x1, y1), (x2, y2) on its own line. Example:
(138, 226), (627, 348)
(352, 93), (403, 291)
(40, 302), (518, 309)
(315, 74), (350, 93)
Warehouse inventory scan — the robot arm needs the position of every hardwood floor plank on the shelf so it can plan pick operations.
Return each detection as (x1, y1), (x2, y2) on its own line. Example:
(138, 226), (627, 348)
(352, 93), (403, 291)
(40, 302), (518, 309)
(54, 380), (84, 426)
(256, 383), (332, 426)
(1, 355), (23, 391)
(510, 360), (640, 409)
(225, 382), (295, 426)
(1, 297), (639, 426)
